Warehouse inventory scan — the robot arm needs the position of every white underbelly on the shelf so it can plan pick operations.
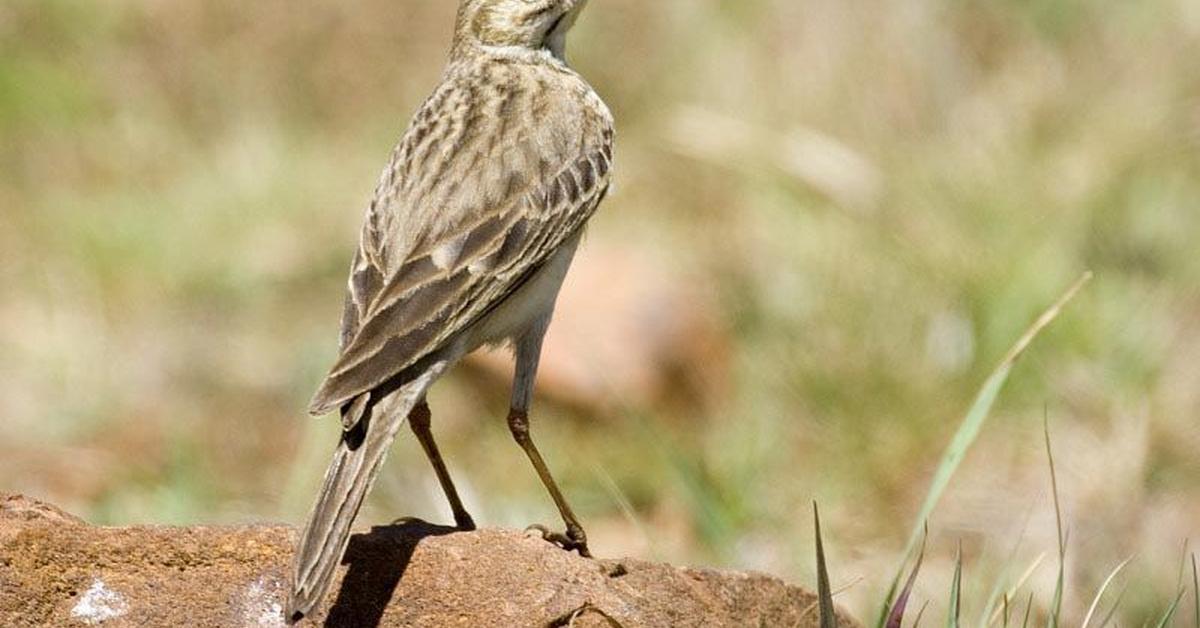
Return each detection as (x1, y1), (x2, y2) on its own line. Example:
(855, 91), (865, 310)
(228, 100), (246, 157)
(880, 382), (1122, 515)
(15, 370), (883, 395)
(464, 231), (583, 350)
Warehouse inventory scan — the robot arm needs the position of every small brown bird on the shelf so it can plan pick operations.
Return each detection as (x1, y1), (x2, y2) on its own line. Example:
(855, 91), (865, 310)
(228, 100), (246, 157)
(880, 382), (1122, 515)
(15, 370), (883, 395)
(286, 0), (612, 622)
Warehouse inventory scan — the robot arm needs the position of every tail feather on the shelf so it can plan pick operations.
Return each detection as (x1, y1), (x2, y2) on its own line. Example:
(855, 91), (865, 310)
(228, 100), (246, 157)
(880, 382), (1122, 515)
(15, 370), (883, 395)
(285, 366), (442, 623)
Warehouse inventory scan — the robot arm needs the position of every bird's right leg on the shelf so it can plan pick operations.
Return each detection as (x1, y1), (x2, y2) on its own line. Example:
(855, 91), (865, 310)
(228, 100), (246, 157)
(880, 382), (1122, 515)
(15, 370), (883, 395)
(408, 400), (476, 530)
(508, 316), (591, 558)
(507, 408), (590, 557)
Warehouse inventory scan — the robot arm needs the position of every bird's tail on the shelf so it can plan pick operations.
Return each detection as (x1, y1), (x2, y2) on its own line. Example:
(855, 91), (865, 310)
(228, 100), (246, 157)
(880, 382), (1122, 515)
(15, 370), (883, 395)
(285, 374), (434, 624)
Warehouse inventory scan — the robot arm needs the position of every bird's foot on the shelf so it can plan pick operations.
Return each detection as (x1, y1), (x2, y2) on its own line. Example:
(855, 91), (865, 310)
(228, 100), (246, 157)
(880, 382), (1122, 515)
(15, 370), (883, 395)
(454, 512), (477, 531)
(526, 523), (592, 558)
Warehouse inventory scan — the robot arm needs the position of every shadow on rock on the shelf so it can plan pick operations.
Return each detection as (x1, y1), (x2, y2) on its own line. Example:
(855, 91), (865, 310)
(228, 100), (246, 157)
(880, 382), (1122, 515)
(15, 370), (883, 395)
(324, 518), (458, 628)
(0, 495), (859, 627)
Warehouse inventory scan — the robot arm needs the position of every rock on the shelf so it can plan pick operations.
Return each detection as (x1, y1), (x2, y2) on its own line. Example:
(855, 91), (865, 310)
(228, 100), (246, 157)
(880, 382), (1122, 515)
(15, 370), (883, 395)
(0, 494), (858, 627)
(466, 240), (730, 412)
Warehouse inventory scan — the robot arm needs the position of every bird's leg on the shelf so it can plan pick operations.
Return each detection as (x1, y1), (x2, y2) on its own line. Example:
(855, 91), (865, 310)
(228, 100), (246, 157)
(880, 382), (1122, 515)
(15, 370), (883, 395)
(509, 316), (590, 558)
(507, 408), (590, 557)
(408, 400), (476, 530)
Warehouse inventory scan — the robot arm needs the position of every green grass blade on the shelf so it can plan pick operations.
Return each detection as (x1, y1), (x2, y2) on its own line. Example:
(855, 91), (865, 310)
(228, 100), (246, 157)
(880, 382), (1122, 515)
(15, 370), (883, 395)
(980, 506), (1036, 627)
(1153, 588), (1186, 628)
(1044, 415), (1065, 628)
(1096, 582), (1129, 628)
(876, 272), (1091, 628)
(979, 557), (1015, 628)
(945, 542), (963, 628)
(815, 502), (837, 628)
(987, 553), (1048, 627)
(1081, 556), (1134, 628)
(1180, 540), (1192, 591)
(1020, 592), (1034, 628)
(913, 601), (930, 628)
(1190, 553), (1197, 628)
(591, 462), (660, 560)
(886, 527), (927, 628)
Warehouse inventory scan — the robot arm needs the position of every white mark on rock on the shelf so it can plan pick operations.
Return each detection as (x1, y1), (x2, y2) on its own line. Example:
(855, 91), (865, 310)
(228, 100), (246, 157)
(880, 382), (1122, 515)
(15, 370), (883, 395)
(238, 576), (285, 627)
(71, 578), (128, 624)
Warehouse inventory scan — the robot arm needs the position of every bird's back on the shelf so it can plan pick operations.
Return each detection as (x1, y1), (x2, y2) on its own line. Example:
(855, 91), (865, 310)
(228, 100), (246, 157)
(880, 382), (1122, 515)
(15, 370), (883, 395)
(371, 56), (610, 271)
(310, 52), (613, 415)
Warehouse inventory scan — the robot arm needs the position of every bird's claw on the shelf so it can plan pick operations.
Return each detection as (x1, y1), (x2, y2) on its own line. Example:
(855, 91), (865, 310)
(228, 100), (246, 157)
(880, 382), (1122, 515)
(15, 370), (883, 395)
(526, 523), (592, 558)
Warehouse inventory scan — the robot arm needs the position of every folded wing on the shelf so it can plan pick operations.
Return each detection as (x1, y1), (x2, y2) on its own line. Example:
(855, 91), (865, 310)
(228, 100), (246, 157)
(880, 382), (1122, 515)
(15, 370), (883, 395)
(310, 73), (613, 416)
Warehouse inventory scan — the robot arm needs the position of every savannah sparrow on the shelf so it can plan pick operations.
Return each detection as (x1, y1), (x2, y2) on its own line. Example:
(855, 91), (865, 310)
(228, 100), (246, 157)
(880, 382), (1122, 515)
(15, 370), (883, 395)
(286, 0), (612, 621)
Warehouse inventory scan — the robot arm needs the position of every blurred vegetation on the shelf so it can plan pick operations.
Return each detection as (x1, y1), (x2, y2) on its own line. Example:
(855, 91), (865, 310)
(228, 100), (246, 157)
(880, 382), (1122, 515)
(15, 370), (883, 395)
(2, 0), (1198, 624)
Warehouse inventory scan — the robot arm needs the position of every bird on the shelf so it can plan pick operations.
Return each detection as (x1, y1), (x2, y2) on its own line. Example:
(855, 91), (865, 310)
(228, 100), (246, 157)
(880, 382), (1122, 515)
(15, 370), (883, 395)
(285, 0), (612, 622)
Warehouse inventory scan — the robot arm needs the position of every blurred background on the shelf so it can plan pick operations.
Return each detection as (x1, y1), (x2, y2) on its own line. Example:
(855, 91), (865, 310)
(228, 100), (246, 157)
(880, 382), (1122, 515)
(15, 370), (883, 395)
(2, 0), (1198, 623)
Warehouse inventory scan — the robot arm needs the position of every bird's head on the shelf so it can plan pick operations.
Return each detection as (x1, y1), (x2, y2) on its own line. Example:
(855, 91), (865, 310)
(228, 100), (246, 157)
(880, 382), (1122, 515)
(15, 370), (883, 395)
(453, 0), (590, 61)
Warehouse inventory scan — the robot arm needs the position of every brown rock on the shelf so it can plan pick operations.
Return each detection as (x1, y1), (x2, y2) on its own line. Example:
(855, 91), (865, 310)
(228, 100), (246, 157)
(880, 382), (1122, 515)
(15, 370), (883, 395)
(466, 240), (730, 412)
(0, 494), (858, 627)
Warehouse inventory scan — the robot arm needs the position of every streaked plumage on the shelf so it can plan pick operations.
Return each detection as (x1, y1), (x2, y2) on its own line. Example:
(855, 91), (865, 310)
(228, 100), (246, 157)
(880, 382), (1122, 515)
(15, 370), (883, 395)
(286, 0), (611, 622)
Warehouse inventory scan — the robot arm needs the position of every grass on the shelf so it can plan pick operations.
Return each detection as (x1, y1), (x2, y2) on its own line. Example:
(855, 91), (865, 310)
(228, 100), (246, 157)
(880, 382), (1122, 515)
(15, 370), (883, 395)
(1079, 555), (1133, 628)
(872, 276), (1088, 626)
(1045, 416), (1067, 628)
(886, 529), (925, 628)
(3, 0), (1199, 624)
(811, 275), (1196, 626)
(815, 503), (837, 628)
(878, 273), (1090, 626)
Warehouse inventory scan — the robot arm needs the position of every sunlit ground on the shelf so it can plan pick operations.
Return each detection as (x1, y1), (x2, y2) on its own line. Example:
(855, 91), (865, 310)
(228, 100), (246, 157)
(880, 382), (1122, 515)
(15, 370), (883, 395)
(2, 0), (1199, 623)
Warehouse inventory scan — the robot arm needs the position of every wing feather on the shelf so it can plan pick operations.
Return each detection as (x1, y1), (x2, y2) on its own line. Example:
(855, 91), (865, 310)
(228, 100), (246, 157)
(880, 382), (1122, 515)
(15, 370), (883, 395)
(311, 64), (612, 416)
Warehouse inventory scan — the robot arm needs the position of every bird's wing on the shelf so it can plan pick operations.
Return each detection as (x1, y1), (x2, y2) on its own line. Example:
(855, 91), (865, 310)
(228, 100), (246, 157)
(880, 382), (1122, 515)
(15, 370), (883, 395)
(310, 72), (613, 416)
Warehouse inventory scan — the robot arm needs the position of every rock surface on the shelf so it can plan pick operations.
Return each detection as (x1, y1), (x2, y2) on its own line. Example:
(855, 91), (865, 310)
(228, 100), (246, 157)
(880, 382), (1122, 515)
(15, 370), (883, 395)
(0, 494), (858, 627)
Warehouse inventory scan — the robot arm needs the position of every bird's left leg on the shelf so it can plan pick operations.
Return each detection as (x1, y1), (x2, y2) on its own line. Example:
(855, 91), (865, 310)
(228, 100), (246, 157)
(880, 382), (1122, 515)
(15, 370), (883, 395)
(408, 399), (476, 530)
(508, 317), (591, 558)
